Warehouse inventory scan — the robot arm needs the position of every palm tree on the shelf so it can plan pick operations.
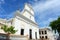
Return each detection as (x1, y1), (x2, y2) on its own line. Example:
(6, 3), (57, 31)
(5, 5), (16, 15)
(1, 25), (17, 40)
(49, 17), (60, 40)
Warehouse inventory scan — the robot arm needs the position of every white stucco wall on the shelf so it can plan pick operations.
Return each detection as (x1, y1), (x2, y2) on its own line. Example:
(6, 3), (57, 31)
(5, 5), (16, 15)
(47, 30), (55, 40)
(12, 16), (39, 39)
(23, 3), (35, 22)
(24, 3), (34, 15)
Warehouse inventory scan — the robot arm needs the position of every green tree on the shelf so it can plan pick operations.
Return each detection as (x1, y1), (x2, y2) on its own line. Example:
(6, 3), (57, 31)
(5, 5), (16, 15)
(49, 17), (60, 36)
(1, 25), (17, 34)
(1, 25), (17, 40)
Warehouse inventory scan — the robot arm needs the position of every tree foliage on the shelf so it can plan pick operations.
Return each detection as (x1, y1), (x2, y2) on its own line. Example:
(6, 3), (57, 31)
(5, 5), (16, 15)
(1, 25), (17, 34)
(49, 17), (60, 34)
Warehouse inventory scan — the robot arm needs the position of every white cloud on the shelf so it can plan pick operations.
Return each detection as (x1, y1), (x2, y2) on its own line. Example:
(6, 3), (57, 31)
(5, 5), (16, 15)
(33, 0), (60, 12)
(39, 18), (57, 27)
(0, 0), (5, 5)
(32, 0), (60, 27)
(0, 0), (6, 15)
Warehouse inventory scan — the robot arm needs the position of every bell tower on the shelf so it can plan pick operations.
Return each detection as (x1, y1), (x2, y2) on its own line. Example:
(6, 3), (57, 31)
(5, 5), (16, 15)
(22, 3), (35, 22)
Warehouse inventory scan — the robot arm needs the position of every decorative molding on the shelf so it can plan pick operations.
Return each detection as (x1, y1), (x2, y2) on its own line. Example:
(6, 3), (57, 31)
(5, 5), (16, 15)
(15, 16), (38, 28)
(24, 9), (34, 16)
(14, 11), (38, 26)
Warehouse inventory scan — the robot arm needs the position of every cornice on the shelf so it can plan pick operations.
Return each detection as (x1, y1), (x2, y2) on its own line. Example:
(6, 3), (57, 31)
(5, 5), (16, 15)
(15, 16), (39, 28)
(23, 9), (34, 16)
(14, 11), (39, 27)
(22, 3), (34, 16)
(24, 3), (34, 12)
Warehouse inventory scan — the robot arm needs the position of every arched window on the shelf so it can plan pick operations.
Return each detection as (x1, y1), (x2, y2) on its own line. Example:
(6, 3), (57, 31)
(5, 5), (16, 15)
(45, 36), (47, 39)
(45, 30), (47, 34)
(29, 29), (32, 39)
(40, 36), (41, 38)
(42, 36), (44, 38)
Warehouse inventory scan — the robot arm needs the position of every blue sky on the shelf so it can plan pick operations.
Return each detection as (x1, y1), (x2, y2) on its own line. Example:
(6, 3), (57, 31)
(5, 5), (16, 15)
(0, 0), (60, 28)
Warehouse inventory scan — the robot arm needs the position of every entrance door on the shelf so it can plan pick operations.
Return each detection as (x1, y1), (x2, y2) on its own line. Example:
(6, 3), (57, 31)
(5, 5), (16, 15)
(29, 29), (32, 39)
(35, 32), (37, 39)
(21, 29), (24, 35)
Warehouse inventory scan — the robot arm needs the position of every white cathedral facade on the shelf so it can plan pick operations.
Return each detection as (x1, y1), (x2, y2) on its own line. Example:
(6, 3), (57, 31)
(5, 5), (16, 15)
(0, 3), (40, 40)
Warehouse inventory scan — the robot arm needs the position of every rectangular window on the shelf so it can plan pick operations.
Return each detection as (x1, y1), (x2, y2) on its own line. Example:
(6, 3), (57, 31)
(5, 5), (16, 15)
(21, 29), (24, 35)
(42, 31), (43, 34)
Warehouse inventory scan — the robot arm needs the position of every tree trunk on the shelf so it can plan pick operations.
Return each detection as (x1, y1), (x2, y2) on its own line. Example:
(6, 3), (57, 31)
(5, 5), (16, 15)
(6, 33), (10, 40)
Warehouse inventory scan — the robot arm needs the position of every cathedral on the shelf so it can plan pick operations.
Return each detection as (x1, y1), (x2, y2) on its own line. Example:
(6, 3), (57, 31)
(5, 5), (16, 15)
(0, 3), (40, 40)
(0, 3), (57, 40)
